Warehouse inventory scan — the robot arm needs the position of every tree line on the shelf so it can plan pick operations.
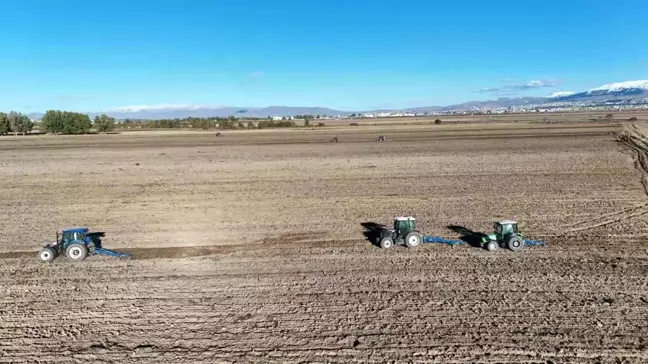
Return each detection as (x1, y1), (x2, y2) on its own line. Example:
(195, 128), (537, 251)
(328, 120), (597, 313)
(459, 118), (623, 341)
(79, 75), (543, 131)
(1, 110), (310, 136)
(127, 116), (298, 130)
(0, 112), (34, 135)
(40, 110), (117, 134)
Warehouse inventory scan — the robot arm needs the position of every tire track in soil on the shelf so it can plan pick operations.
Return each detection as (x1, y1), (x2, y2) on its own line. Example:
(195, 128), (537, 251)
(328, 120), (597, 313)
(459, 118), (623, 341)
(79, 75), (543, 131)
(617, 123), (648, 197)
(555, 204), (648, 236)
(0, 232), (358, 261)
(551, 124), (648, 237)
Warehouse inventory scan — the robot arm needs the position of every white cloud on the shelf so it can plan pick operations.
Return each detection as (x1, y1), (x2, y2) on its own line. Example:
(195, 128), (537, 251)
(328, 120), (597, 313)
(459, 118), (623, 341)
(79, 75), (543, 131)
(477, 78), (561, 94)
(475, 87), (500, 93)
(524, 79), (558, 88)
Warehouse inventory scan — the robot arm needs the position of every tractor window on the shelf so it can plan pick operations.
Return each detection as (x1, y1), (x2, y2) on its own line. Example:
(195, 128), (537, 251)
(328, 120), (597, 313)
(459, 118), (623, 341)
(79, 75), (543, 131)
(511, 225), (519, 234)
(495, 224), (502, 235)
(396, 220), (404, 232)
(62, 232), (73, 243)
(501, 224), (515, 235)
(395, 220), (410, 232)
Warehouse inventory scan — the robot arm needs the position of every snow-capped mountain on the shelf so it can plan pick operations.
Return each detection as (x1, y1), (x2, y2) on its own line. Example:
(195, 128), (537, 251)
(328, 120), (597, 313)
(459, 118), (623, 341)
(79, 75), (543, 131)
(548, 91), (576, 98)
(589, 80), (648, 92)
(551, 80), (648, 102)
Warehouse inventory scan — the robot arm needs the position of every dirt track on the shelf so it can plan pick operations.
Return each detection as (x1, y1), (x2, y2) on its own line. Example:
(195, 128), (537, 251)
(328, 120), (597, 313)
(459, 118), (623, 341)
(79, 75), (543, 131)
(1, 123), (647, 363)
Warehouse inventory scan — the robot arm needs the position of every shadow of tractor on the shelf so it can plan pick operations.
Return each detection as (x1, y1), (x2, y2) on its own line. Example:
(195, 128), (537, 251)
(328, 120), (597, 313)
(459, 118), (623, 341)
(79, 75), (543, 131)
(361, 222), (387, 247)
(446, 225), (489, 248)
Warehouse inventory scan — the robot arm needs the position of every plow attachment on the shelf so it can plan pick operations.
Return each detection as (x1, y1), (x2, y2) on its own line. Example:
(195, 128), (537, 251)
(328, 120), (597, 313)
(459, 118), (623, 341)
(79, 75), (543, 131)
(423, 236), (466, 246)
(523, 239), (546, 247)
(94, 248), (132, 259)
(423, 235), (547, 248)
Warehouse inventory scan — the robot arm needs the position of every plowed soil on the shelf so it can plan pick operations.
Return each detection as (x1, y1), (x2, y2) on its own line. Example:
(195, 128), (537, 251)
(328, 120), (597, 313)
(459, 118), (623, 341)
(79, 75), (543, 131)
(1, 122), (647, 363)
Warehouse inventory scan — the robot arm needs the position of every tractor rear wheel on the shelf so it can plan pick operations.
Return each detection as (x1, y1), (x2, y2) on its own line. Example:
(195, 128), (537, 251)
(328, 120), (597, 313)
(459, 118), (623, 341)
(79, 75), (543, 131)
(486, 240), (499, 252)
(66, 243), (88, 261)
(507, 236), (525, 252)
(38, 247), (57, 263)
(379, 237), (394, 249)
(405, 232), (422, 248)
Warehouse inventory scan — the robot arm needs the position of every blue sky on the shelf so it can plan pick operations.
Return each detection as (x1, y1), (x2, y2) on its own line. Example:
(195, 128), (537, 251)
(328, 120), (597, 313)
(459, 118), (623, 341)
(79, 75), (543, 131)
(1, 0), (647, 112)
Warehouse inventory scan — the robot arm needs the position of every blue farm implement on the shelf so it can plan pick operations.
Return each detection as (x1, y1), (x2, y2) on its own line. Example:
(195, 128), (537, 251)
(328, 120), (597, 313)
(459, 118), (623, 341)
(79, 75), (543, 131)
(423, 235), (546, 249)
(423, 236), (465, 246)
(38, 228), (132, 263)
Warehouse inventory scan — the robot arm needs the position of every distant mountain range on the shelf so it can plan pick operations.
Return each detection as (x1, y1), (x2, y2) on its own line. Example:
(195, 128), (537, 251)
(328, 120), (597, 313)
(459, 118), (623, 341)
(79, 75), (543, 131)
(548, 80), (648, 103)
(26, 80), (648, 120)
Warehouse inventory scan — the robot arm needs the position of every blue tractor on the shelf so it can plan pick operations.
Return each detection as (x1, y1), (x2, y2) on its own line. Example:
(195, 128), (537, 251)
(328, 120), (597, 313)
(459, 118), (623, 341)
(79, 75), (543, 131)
(38, 227), (132, 263)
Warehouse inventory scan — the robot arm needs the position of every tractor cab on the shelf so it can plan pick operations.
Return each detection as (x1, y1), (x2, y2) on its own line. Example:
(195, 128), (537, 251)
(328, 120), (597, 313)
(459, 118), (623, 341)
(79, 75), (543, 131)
(59, 227), (90, 246)
(494, 220), (519, 240)
(394, 217), (416, 236)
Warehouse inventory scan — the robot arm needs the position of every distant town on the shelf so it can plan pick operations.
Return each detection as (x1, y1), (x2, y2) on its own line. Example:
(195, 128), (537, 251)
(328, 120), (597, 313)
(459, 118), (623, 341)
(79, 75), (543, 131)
(277, 98), (648, 121)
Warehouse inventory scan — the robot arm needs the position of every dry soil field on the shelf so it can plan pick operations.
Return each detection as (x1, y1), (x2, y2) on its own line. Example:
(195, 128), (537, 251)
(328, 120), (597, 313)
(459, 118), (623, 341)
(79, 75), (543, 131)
(1, 122), (647, 363)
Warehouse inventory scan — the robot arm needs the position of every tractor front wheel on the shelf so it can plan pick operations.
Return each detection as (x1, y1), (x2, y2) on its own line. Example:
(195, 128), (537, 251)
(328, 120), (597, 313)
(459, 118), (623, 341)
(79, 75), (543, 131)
(38, 247), (57, 263)
(379, 237), (394, 249)
(66, 244), (88, 261)
(405, 232), (422, 248)
(486, 240), (499, 252)
(507, 236), (525, 252)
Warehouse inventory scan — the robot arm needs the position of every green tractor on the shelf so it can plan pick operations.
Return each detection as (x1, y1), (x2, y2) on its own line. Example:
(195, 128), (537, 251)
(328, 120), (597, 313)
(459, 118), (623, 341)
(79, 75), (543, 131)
(379, 216), (423, 249)
(481, 220), (525, 252)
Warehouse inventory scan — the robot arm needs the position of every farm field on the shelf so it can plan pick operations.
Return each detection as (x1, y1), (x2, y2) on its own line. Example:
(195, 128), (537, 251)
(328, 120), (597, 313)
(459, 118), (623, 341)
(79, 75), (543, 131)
(1, 122), (647, 363)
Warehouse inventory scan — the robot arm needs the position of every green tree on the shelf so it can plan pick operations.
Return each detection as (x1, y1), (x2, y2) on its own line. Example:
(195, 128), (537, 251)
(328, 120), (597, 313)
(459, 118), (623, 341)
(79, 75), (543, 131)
(4, 111), (33, 135)
(41, 110), (64, 134)
(68, 112), (92, 134)
(7, 112), (19, 135)
(15, 114), (34, 135)
(0, 113), (10, 135)
(42, 110), (92, 134)
(247, 121), (255, 129)
(94, 114), (116, 133)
